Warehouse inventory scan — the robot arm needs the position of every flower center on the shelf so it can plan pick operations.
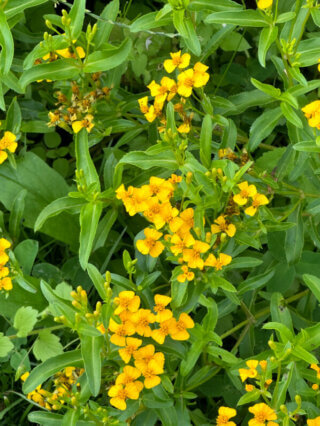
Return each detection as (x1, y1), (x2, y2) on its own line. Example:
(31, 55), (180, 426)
(176, 321), (186, 331)
(172, 57), (182, 66)
(256, 413), (267, 422)
(184, 78), (194, 87)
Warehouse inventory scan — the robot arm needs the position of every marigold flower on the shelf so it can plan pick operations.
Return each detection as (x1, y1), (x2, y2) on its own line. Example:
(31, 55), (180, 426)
(0, 132), (17, 164)
(312, 384), (319, 391)
(164, 51), (190, 73)
(136, 228), (165, 258)
(0, 238), (10, 266)
(116, 184), (150, 216)
(153, 294), (172, 322)
(204, 253), (232, 270)
(177, 68), (196, 98)
(239, 360), (259, 382)
(144, 199), (165, 228)
(0, 266), (9, 278)
(0, 277), (12, 291)
(216, 406), (237, 426)
(170, 313), (194, 340)
(168, 174), (182, 184)
(131, 309), (156, 337)
(149, 177), (174, 202)
(151, 318), (176, 344)
(96, 323), (106, 334)
(138, 96), (149, 114)
(118, 337), (143, 364)
(233, 181), (257, 206)
(178, 208), (195, 234)
(311, 364), (320, 379)
(308, 418), (320, 426)
(183, 240), (210, 270)
(177, 265), (195, 283)
(193, 62), (210, 87)
(302, 100), (320, 129)
(139, 359), (164, 389)
(245, 193), (269, 216)
(211, 216), (236, 237)
(257, 0), (273, 9)
(72, 114), (94, 134)
(48, 111), (61, 127)
(170, 232), (195, 256)
(246, 384), (255, 392)
(259, 360), (267, 371)
(56, 46), (85, 59)
(177, 122), (191, 134)
(108, 382), (141, 410)
(144, 101), (164, 122)
(108, 318), (135, 346)
(148, 77), (177, 103)
(248, 402), (277, 426)
(116, 366), (142, 385)
(134, 344), (165, 371)
(114, 291), (140, 316)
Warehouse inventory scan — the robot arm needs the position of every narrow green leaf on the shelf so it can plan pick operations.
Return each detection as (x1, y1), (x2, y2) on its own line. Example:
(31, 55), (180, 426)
(9, 189), (27, 240)
(95, 0), (119, 48)
(6, 97), (21, 134)
(87, 263), (107, 300)
(0, 10), (14, 75)
(293, 141), (320, 153)
(75, 130), (100, 189)
(4, 0), (50, 19)
(303, 274), (320, 303)
(258, 26), (277, 67)
(80, 335), (103, 396)
(69, 0), (85, 40)
(248, 107), (283, 151)
(200, 114), (212, 169)
(79, 202), (103, 270)
(205, 10), (269, 27)
(280, 102), (303, 128)
(285, 204), (304, 265)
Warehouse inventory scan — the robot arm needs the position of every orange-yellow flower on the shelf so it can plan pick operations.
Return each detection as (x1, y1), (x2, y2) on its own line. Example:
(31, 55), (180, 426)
(134, 344), (164, 371)
(245, 194), (269, 216)
(193, 62), (210, 87)
(116, 184), (151, 216)
(308, 417), (320, 426)
(257, 0), (273, 9)
(108, 318), (135, 346)
(182, 240), (210, 270)
(204, 253), (232, 270)
(0, 266), (9, 278)
(118, 337), (142, 364)
(114, 291), (140, 316)
(0, 277), (12, 291)
(178, 208), (195, 234)
(136, 228), (164, 258)
(177, 265), (195, 283)
(177, 64), (209, 97)
(149, 177), (174, 202)
(170, 313), (194, 340)
(248, 403), (277, 426)
(216, 406), (237, 426)
(108, 383), (141, 410)
(170, 232), (195, 256)
(131, 309), (156, 337)
(246, 384), (255, 392)
(56, 46), (85, 59)
(164, 51), (191, 73)
(177, 122), (191, 134)
(153, 294), (172, 322)
(233, 181), (257, 206)
(311, 364), (320, 379)
(139, 359), (164, 389)
(302, 101), (320, 129)
(238, 360), (259, 382)
(144, 101), (164, 122)
(144, 198), (165, 228)
(155, 203), (181, 230)
(211, 216), (236, 237)
(148, 77), (177, 103)
(115, 366), (143, 389)
(168, 174), (182, 184)
(151, 318), (177, 344)
(0, 132), (17, 164)
(138, 96), (149, 114)
(0, 238), (10, 266)
(72, 114), (94, 134)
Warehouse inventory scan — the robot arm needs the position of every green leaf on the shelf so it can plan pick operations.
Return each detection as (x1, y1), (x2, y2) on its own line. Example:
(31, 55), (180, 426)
(303, 274), (320, 303)
(263, 322), (294, 343)
(40, 280), (76, 322)
(130, 12), (172, 32)
(183, 17), (201, 57)
(291, 345), (318, 364)
(87, 263), (107, 300)
(83, 38), (132, 73)
(79, 202), (103, 270)
(69, 0), (85, 40)
(75, 130), (100, 190)
(23, 350), (83, 394)
(209, 275), (237, 293)
(224, 257), (263, 269)
(13, 306), (38, 337)
(205, 10), (269, 27)
(95, 0), (119, 48)
(4, 0), (50, 19)
(280, 102), (303, 128)
(9, 189), (26, 241)
(248, 107), (283, 151)
(237, 389), (261, 405)
(258, 26), (278, 67)
(80, 335), (103, 396)
(200, 114), (212, 169)
(0, 332), (14, 357)
(238, 270), (275, 295)
(285, 204), (304, 265)
(293, 141), (320, 153)
(6, 97), (21, 135)
(0, 10), (14, 74)
(180, 341), (206, 377)
(14, 239), (38, 275)
(189, 0), (242, 11)
(250, 78), (281, 98)
(117, 149), (179, 171)
(20, 59), (80, 89)
(33, 331), (64, 362)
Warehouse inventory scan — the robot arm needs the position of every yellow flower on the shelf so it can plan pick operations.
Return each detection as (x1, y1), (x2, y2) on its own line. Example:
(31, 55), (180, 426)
(178, 208), (195, 234)
(308, 418), (320, 426)
(177, 68), (196, 97)
(216, 406), (237, 426)
(114, 291), (140, 316)
(257, 0), (273, 9)
(318, 59), (320, 73)
(96, 323), (106, 334)
(182, 240), (210, 270)
(131, 309), (156, 337)
(56, 46), (85, 59)
(163, 51), (191, 73)
(147, 77), (177, 103)
(136, 228), (165, 258)
(177, 122), (191, 134)
(153, 294), (172, 322)
(311, 364), (320, 379)
(0, 266), (9, 278)
(108, 382), (141, 410)
(170, 313), (194, 340)
(211, 216), (236, 237)
(151, 318), (177, 344)
(118, 337), (142, 364)
(246, 384), (255, 392)
(116, 184), (151, 216)
(139, 359), (164, 389)
(134, 344), (164, 371)
(48, 111), (60, 127)
(170, 232), (195, 256)
(108, 318), (135, 346)
(138, 96), (149, 114)
(0, 132), (17, 164)
(144, 198), (165, 228)
(259, 360), (267, 371)
(0, 238), (10, 266)
(193, 62), (210, 87)
(312, 384), (319, 391)
(248, 403), (277, 426)
(238, 360), (259, 382)
(245, 194), (269, 216)
(144, 100), (164, 122)
(168, 174), (182, 184)
(115, 366), (142, 386)
(177, 265), (195, 283)
(204, 253), (232, 270)
(302, 100), (320, 129)
(149, 176), (174, 202)
(72, 114), (94, 134)
(233, 181), (257, 206)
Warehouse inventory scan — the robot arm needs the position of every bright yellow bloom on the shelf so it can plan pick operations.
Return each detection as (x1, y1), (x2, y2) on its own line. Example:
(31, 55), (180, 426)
(257, 0), (273, 9)
(147, 77), (177, 103)
(164, 51), (191, 73)
(177, 265), (195, 283)
(140, 359), (164, 389)
(56, 46), (85, 59)
(177, 68), (196, 97)
(178, 208), (195, 234)
(259, 360), (267, 371)
(143, 198), (165, 228)
(115, 366), (142, 386)
(193, 62), (210, 87)
(134, 344), (165, 371)
(177, 122), (191, 133)
(312, 384), (319, 391)
(151, 318), (177, 344)
(302, 100), (320, 129)
(248, 403), (277, 426)
(116, 184), (151, 216)
(246, 384), (255, 392)
(168, 174), (182, 184)
(211, 216), (236, 237)
(204, 253), (232, 270)
(114, 291), (140, 316)
(308, 418), (320, 426)
(216, 406), (237, 426)
(108, 382), (141, 410)
(118, 337), (142, 364)
(183, 240), (210, 270)
(0, 238), (11, 251)
(233, 181), (257, 206)
(0, 266), (9, 278)
(245, 194), (269, 216)
(153, 294), (172, 322)
(72, 114), (94, 134)
(170, 232), (195, 256)
(96, 323), (106, 334)
(131, 309), (156, 337)
(0, 277), (12, 291)
(144, 101), (164, 122)
(149, 177), (174, 202)
(318, 59), (320, 73)
(0, 132), (17, 164)
(311, 364), (320, 379)
(136, 228), (164, 258)
(170, 313), (194, 340)
(48, 111), (60, 127)
(138, 96), (149, 114)
(0, 238), (10, 266)
(239, 360), (259, 382)
(108, 318), (135, 346)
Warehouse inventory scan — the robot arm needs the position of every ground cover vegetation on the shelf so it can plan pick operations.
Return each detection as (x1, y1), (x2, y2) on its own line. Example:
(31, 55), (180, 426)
(1, 0), (320, 424)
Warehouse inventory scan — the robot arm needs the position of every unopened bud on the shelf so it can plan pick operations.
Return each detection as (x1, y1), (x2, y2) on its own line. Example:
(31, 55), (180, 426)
(105, 271), (111, 285)
(295, 394), (301, 406)
(268, 340), (276, 350)
(186, 171), (193, 184)
(280, 404), (288, 414)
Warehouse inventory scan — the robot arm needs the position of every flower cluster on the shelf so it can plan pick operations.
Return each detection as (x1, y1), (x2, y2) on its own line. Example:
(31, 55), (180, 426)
(21, 367), (84, 410)
(216, 403), (278, 426)
(138, 51), (209, 133)
(48, 77), (110, 133)
(238, 359), (272, 393)
(0, 238), (13, 291)
(0, 131), (17, 165)
(103, 291), (194, 410)
(302, 100), (320, 129)
(116, 175), (234, 283)
(233, 181), (269, 217)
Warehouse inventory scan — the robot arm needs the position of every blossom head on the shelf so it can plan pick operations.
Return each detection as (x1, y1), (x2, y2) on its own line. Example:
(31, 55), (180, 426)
(114, 291), (140, 316)
(0, 132), (17, 164)
(164, 51), (191, 73)
(248, 403), (277, 425)
(257, 0), (273, 9)
(216, 406), (237, 425)
(136, 228), (164, 258)
(238, 360), (259, 382)
(170, 313), (194, 340)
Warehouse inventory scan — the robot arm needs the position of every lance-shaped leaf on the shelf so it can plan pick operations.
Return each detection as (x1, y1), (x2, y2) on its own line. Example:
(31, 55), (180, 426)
(0, 10), (14, 75)
(80, 335), (103, 396)
(75, 130), (100, 190)
(79, 202), (103, 270)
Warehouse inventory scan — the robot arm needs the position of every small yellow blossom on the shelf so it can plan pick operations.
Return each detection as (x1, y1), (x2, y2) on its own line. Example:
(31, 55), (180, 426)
(118, 337), (142, 364)
(245, 194), (269, 216)
(312, 384), (319, 391)
(151, 318), (177, 344)
(114, 291), (140, 316)
(233, 181), (257, 206)
(108, 383), (141, 410)
(257, 0), (273, 9)
(308, 418), (320, 426)
(163, 51), (191, 73)
(311, 364), (320, 379)
(177, 122), (191, 134)
(211, 216), (236, 237)
(216, 406), (237, 426)
(0, 132), (17, 164)
(170, 232), (195, 256)
(134, 344), (164, 371)
(182, 240), (210, 270)
(170, 313), (194, 340)
(108, 318), (135, 346)
(131, 309), (156, 337)
(56, 46), (85, 59)
(302, 101), (320, 129)
(139, 359), (164, 389)
(138, 96), (149, 114)
(153, 294), (172, 322)
(238, 360), (259, 382)
(204, 253), (232, 270)
(193, 62), (210, 87)
(136, 228), (165, 258)
(246, 384), (255, 392)
(72, 114), (94, 134)
(248, 403), (277, 426)
(177, 265), (195, 283)
(0, 277), (12, 291)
